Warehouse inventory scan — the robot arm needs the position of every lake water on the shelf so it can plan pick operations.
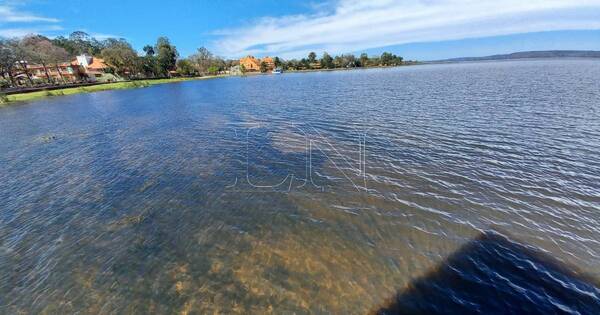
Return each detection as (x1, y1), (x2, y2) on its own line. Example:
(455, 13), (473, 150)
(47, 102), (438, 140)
(1, 59), (600, 314)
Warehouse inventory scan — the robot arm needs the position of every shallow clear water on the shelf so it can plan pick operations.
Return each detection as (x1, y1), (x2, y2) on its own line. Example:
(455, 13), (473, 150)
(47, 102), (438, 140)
(1, 60), (600, 314)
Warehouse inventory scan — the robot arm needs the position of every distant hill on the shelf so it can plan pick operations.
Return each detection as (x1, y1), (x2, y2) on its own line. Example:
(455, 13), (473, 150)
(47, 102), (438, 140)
(435, 50), (600, 62)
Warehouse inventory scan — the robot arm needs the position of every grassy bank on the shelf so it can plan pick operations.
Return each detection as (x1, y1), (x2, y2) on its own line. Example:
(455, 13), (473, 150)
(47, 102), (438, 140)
(0, 75), (226, 105)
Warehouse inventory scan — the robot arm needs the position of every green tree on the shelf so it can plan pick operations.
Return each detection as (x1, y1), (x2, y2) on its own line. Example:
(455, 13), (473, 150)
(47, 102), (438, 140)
(344, 54), (357, 67)
(308, 52), (317, 63)
(320, 52), (334, 69)
(300, 58), (310, 69)
(207, 65), (219, 75)
(396, 55), (404, 65)
(155, 37), (178, 77)
(0, 39), (20, 86)
(190, 47), (213, 75)
(46, 43), (70, 83)
(210, 57), (226, 73)
(101, 38), (139, 78)
(143, 45), (155, 56)
(379, 52), (403, 66)
(259, 61), (268, 73)
(380, 52), (394, 66)
(51, 36), (75, 55)
(13, 41), (34, 85)
(140, 55), (159, 77)
(21, 35), (57, 83)
(333, 55), (343, 68)
(359, 53), (369, 67)
(52, 31), (104, 56)
(284, 59), (295, 70)
(176, 59), (196, 76)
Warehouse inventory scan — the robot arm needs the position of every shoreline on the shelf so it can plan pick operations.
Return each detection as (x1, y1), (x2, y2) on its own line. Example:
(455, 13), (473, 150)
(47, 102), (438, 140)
(1, 63), (421, 105)
(0, 75), (228, 105)
(277, 63), (422, 74)
(0, 65), (419, 105)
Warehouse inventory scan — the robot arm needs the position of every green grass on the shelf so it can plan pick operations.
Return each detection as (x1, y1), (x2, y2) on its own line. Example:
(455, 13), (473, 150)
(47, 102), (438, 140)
(0, 76), (225, 105)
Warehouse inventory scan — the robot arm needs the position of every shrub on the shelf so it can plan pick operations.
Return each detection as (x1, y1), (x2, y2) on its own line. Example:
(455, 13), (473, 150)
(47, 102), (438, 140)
(0, 78), (10, 89)
(32, 78), (46, 85)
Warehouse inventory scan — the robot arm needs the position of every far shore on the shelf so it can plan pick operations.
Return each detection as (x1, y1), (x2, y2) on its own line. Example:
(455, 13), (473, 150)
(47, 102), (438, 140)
(288, 63), (422, 73)
(0, 75), (228, 105)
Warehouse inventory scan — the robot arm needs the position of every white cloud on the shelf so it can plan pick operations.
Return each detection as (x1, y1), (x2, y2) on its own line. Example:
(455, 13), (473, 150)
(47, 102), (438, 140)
(0, 27), (36, 37)
(0, 25), (63, 38)
(0, 5), (59, 23)
(212, 0), (600, 58)
(0, 2), (120, 40)
(0, 2), (62, 38)
(89, 33), (124, 40)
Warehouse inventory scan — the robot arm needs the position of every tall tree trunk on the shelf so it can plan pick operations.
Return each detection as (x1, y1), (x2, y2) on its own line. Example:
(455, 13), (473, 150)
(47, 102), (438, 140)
(55, 64), (66, 83)
(3, 66), (17, 87)
(19, 62), (34, 86)
(42, 62), (52, 84)
(8, 71), (16, 87)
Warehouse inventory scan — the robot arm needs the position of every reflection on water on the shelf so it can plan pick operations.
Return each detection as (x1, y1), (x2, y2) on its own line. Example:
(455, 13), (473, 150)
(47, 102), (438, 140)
(1, 60), (600, 314)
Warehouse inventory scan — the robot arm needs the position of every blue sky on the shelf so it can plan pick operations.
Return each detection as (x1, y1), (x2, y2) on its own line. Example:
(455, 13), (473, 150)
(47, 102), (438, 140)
(1, 0), (600, 60)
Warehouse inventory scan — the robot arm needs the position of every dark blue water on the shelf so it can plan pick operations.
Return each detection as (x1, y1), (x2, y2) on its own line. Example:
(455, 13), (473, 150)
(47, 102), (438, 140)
(1, 60), (600, 314)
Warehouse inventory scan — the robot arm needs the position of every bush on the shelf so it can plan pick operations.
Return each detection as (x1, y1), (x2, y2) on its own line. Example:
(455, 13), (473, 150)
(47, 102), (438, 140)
(208, 66), (219, 75)
(0, 78), (10, 89)
(0, 93), (8, 104)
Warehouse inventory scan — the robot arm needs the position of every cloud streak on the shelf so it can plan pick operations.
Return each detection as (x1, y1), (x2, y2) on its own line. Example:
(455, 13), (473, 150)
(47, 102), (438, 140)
(0, 2), (62, 39)
(212, 0), (600, 58)
(0, 25), (63, 38)
(0, 5), (59, 23)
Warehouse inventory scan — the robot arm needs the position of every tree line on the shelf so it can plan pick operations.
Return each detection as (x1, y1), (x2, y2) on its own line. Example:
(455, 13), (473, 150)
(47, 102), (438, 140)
(0, 31), (236, 88)
(0, 35), (71, 87)
(1, 31), (408, 89)
(275, 51), (404, 71)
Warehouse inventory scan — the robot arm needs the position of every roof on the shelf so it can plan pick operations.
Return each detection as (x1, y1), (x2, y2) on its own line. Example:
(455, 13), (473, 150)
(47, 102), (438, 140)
(87, 57), (108, 70)
(26, 64), (45, 70)
(240, 56), (260, 63)
(25, 61), (75, 70)
(239, 56), (261, 70)
(71, 56), (108, 70)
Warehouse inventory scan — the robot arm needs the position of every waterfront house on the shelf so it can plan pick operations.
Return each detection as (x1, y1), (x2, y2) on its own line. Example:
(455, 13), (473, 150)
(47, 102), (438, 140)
(26, 62), (82, 82)
(239, 56), (261, 72)
(75, 54), (108, 80)
(3, 54), (110, 85)
(239, 55), (277, 72)
(261, 56), (275, 71)
(11, 60), (83, 83)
